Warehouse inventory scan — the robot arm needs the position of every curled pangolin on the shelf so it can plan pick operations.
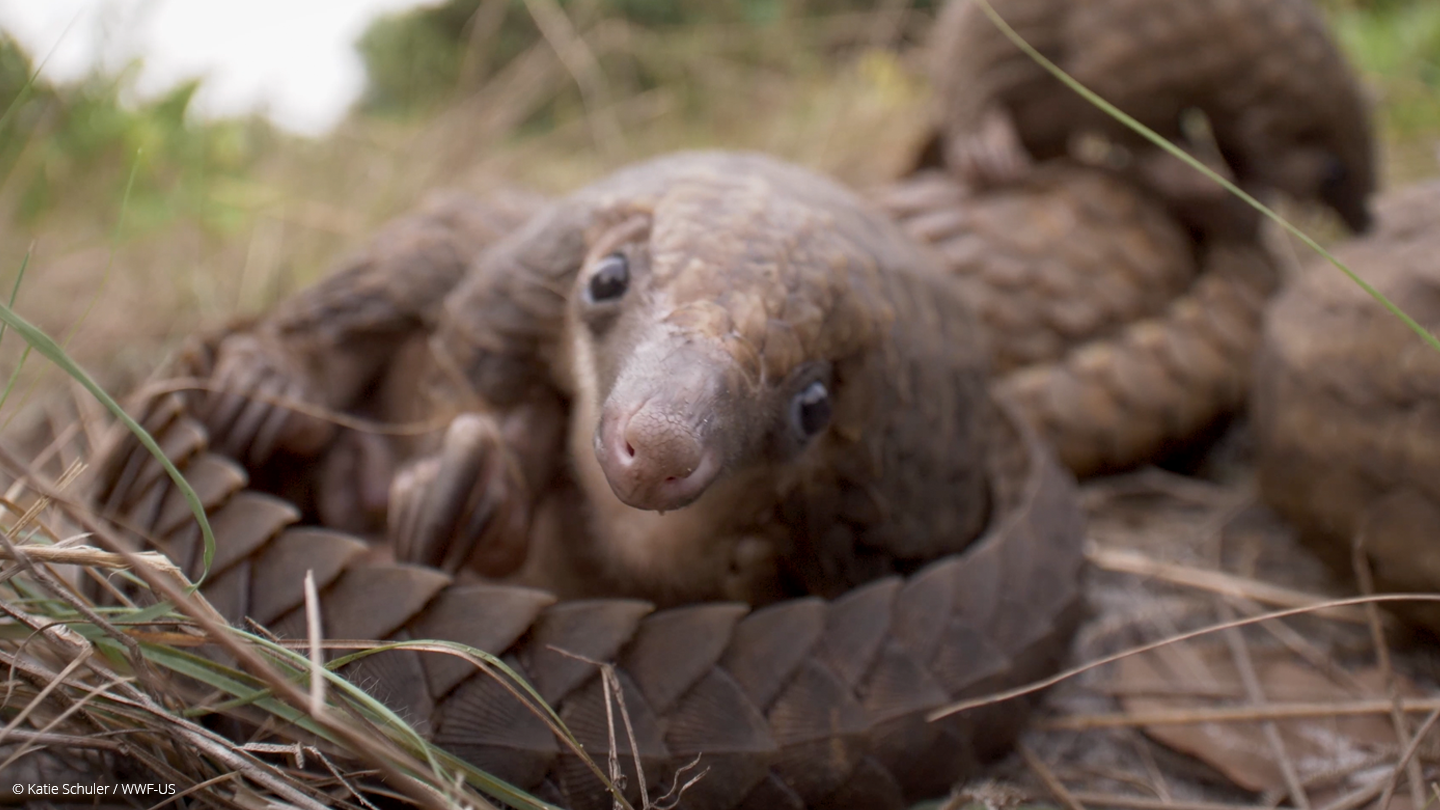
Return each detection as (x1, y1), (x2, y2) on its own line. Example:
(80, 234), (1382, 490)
(873, 164), (1279, 476)
(91, 152), (1087, 809)
(874, 0), (1377, 475)
(1253, 180), (1440, 633)
(923, 0), (1376, 233)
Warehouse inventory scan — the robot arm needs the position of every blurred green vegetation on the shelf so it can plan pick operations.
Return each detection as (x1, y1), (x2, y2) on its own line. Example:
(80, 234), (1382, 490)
(0, 0), (1432, 241)
(352, 0), (1440, 173)
(357, 0), (940, 118)
(1326, 0), (1440, 138)
(0, 34), (273, 236)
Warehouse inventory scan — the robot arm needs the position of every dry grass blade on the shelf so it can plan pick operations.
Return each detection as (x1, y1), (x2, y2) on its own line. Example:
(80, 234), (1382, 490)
(930, 594), (1440, 721)
(151, 772), (242, 810)
(522, 0), (625, 158)
(1377, 707), (1440, 810)
(1087, 545), (1368, 624)
(1066, 793), (1277, 810)
(1021, 744), (1086, 810)
(0, 542), (176, 571)
(1044, 697), (1440, 730)
(546, 646), (644, 810)
(0, 651), (95, 749)
(1216, 600), (1309, 809)
(303, 569), (325, 718)
(1352, 530), (1427, 810)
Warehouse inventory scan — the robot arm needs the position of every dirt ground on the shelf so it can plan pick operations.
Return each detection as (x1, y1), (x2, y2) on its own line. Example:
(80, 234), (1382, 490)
(959, 420), (1440, 810)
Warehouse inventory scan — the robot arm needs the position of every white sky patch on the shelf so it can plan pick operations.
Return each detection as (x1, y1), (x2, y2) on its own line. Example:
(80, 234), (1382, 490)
(0, 0), (443, 136)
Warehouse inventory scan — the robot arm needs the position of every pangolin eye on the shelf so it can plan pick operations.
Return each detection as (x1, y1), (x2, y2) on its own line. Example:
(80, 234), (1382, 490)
(790, 380), (832, 439)
(587, 253), (630, 302)
(1322, 156), (1348, 191)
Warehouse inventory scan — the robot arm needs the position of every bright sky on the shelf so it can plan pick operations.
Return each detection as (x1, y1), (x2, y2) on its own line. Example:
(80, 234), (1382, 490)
(0, 0), (441, 136)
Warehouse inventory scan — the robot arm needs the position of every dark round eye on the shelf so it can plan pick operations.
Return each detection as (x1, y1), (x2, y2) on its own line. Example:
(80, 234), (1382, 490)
(790, 380), (831, 439)
(1322, 156), (1348, 190)
(587, 253), (630, 303)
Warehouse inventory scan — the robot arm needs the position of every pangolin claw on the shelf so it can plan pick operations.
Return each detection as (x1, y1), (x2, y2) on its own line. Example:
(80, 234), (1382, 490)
(388, 412), (528, 577)
(201, 332), (335, 465)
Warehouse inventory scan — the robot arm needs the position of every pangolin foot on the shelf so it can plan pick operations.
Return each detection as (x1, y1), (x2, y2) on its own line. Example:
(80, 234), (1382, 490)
(388, 412), (529, 577)
(948, 108), (1032, 189)
(200, 332), (336, 466)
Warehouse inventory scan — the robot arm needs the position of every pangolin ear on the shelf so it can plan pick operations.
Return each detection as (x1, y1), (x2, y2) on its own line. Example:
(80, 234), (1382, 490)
(432, 199), (596, 408)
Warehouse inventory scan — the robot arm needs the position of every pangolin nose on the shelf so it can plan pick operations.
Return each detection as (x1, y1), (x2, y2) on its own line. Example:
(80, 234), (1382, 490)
(623, 405), (704, 477)
(597, 400), (718, 511)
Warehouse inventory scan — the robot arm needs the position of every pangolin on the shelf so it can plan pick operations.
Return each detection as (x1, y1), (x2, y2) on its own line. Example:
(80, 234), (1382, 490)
(923, 0), (1377, 233)
(91, 151), (1086, 808)
(873, 162), (1279, 476)
(1253, 179), (1440, 632)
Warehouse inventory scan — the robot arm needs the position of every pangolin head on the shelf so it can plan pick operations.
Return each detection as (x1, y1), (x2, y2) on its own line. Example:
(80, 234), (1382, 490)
(565, 154), (908, 513)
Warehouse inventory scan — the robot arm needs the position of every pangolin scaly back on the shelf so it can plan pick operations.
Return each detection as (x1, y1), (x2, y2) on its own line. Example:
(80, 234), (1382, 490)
(873, 164), (1279, 476)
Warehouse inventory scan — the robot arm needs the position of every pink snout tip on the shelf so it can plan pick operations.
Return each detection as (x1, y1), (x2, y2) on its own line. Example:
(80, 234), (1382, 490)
(594, 400), (721, 511)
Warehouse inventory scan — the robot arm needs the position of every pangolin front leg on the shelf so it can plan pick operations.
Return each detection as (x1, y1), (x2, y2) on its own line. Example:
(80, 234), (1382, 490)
(388, 392), (568, 577)
(195, 330), (336, 466)
(102, 191), (543, 532)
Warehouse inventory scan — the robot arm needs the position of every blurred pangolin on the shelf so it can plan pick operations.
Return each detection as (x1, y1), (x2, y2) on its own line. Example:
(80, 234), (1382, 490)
(923, 0), (1376, 233)
(874, 161), (1279, 476)
(91, 152), (1086, 808)
(877, 0), (1378, 473)
(1253, 180), (1440, 633)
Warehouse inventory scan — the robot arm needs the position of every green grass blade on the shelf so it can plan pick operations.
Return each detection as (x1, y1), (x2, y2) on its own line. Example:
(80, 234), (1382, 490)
(0, 250), (32, 411)
(0, 343), (33, 413)
(0, 247), (29, 350)
(0, 301), (216, 579)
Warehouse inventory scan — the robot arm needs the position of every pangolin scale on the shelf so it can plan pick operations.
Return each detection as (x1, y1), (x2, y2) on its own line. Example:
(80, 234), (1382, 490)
(873, 164), (1278, 475)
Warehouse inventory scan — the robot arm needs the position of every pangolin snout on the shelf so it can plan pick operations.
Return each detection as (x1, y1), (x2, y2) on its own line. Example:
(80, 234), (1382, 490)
(594, 372), (725, 512)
